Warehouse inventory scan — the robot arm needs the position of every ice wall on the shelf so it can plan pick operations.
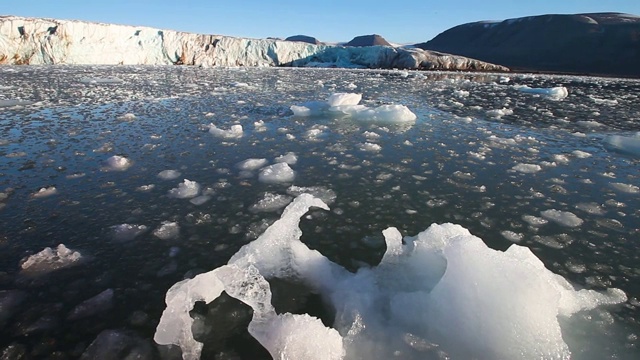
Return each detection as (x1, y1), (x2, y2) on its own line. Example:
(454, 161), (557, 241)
(0, 16), (508, 71)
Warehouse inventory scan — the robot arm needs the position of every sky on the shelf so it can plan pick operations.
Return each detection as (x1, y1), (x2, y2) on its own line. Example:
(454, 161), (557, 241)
(4, 0), (640, 44)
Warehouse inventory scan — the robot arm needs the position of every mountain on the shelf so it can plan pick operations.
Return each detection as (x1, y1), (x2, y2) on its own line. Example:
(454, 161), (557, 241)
(285, 35), (323, 45)
(345, 34), (391, 47)
(0, 16), (507, 72)
(415, 12), (640, 77)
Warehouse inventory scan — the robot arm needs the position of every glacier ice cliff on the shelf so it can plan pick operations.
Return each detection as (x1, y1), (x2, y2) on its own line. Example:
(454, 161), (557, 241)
(0, 16), (508, 71)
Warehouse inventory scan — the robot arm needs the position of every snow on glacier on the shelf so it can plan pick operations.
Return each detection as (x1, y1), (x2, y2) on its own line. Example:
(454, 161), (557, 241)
(155, 194), (627, 360)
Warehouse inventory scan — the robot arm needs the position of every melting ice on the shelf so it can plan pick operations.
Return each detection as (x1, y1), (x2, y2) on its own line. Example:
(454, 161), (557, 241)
(155, 195), (626, 360)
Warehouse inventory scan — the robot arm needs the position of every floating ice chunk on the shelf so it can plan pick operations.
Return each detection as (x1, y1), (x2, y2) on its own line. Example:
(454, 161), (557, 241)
(287, 185), (337, 205)
(168, 179), (200, 199)
(327, 93), (362, 107)
(363, 131), (380, 139)
(249, 193), (293, 213)
(20, 244), (82, 275)
(486, 108), (513, 118)
(68, 289), (114, 320)
(610, 182), (640, 194)
(541, 209), (584, 227)
(208, 124), (243, 139)
(258, 163), (296, 184)
(153, 222), (180, 240)
(523, 215), (548, 226)
(575, 202), (606, 215)
(453, 90), (469, 97)
(588, 96), (618, 105)
(105, 155), (132, 171)
(605, 134), (640, 157)
(190, 195), (211, 206)
(290, 101), (330, 117)
(110, 224), (148, 242)
(515, 85), (568, 100)
(358, 142), (382, 152)
(236, 158), (268, 171)
(274, 152), (298, 165)
(117, 113), (136, 121)
(512, 163), (542, 173)
(158, 170), (181, 180)
(353, 105), (417, 123)
(155, 195), (626, 360)
(501, 230), (524, 243)
(32, 186), (57, 198)
(0, 99), (35, 107)
(572, 150), (592, 158)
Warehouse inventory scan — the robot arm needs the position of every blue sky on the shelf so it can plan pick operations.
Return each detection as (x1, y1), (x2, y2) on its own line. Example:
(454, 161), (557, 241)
(4, 0), (640, 44)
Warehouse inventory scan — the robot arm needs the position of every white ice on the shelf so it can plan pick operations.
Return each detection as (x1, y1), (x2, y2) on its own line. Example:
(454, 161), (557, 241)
(168, 179), (201, 199)
(291, 93), (417, 124)
(541, 209), (584, 228)
(155, 195), (626, 360)
(610, 182), (640, 194)
(158, 170), (182, 180)
(249, 193), (293, 212)
(274, 152), (298, 165)
(512, 163), (542, 173)
(514, 85), (569, 100)
(605, 134), (640, 157)
(153, 221), (180, 240)
(258, 163), (296, 184)
(31, 186), (58, 198)
(20, 244), (83, 275)
(208, 124), (243, 139)
(110, 224), (148, 242)
(236, 158), (268, 171)
(105, 155), (132, 171)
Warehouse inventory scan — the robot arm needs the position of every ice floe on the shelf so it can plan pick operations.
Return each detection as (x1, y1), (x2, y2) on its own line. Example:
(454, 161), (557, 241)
(540, 209), (584, 228)
(514, 85), (569, 100)
(110, 224), (148, 242)
(20, 244), (83, 275)
(208, 124), (243, 139)
(168, 179), (201, 199)
(258, 163), (296, 184)
(155, 195), (626, 360)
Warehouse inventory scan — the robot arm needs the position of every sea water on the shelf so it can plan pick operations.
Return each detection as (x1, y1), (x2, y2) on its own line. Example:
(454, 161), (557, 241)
(0, 65), (638, 359)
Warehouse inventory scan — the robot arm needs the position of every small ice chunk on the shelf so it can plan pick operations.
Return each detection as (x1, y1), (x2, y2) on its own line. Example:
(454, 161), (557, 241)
(168, 179), (200, 199)
(358, 142), (382, 152)
(117, 113), (136, 121)
(486, 108), (513, 118)
(453, 90), (470, 97)
(610, 182), (640, 194)
(353, 105), (417, 123)
(287, 186), (337, 205)
(274, 152), (298, 165)
(32, 186), (57, 198)
(157, 170), (181, 180)
(501, 230), (524, 243)
(249, 193), (293, 212)
(512, 163), (542, 173)
(153, 222), (180, 240)
(190, 195), (211, 206)
(236, 158), (268, 171)
(111, 224), (148, 242)
(604, 134), (640, 157)
(258, 163), (296, 184)
(20, 244), (82, 275)
(105, 155), (132, 171)
(327, 93), (362, 107)
(208, 124), (243, 139)
(572, 150), (592, 158)
(515, 85), (568, 100)
(291, 101), (330, 117)
(68, 289), (114, 320)
(522, 215), (548, 226)
(541, 209), (584, 227)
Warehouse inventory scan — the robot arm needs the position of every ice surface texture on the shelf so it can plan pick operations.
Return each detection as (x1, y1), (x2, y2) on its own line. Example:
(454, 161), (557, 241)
(155, 194), (626, 360)
(0, 16), (507, 71)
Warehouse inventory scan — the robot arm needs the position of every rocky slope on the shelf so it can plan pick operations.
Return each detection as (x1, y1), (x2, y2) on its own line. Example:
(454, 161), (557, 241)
(0, 16), (507, 72)
(416, 12), (640, 77)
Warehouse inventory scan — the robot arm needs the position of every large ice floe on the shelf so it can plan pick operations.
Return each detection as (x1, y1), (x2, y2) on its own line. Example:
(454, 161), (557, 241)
(155, 194), (626, 360)
(291, 93), (417, 124)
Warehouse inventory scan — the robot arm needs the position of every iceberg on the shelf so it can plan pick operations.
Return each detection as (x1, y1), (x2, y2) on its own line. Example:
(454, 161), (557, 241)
(155, 194), (626, 360)
(0, 16), (508, 71)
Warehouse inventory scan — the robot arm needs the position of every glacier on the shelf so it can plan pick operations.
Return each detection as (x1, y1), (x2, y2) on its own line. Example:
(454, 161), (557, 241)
(0, 16), (508, 71)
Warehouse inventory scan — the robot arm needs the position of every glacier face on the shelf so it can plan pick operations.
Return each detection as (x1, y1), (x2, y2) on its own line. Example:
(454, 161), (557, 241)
(0, 16), (508, 71)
